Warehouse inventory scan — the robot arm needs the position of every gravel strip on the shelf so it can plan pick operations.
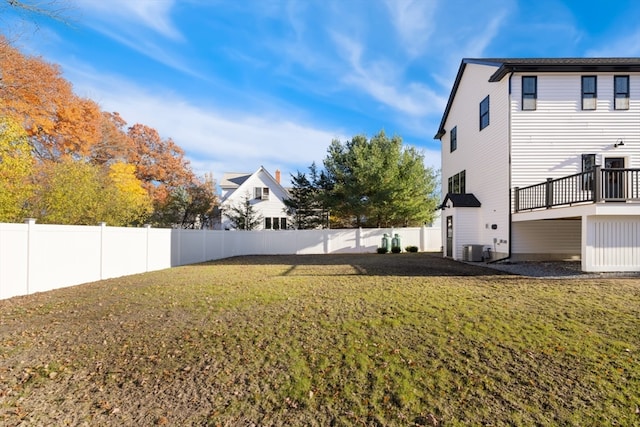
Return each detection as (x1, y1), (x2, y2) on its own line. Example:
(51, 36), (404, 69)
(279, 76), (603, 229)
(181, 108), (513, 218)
(466, 260), (640, 279)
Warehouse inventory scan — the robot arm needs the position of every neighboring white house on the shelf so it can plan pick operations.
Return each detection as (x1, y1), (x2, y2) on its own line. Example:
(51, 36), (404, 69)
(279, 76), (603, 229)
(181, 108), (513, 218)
(435, 58), (640, 272)
(216, 166), (290, 230)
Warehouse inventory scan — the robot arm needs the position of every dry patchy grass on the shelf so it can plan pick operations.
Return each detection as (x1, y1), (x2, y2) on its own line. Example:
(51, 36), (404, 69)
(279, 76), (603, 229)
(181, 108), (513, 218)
(1, 253), (639, 426)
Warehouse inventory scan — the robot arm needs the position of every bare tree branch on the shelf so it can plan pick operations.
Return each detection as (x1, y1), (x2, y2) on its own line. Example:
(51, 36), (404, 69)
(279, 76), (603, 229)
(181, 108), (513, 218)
(1, 0), (73, 23)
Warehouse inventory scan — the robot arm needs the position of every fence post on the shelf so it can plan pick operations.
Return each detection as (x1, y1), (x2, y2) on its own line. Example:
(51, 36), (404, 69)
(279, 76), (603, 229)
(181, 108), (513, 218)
(545, 178), (553, 209)
(144, 224), (151, 272)
(99, 222), (107, 280)
(323, 229), (330, 254)
(176, 229), (182, 266)
(514, 187), (520, 212)
(593, 165), (602, 202)
(24, 218), (36, 295)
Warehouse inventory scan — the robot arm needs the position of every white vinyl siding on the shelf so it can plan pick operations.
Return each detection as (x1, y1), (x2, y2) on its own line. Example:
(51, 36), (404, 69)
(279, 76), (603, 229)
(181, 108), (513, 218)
(221, 169), (290, 230)
(441, 61), (640, 270)
(440, 63), (511, 258)
(511, 72), (640, 200)
(585, 216), (640, 271)
(451, 208), (482, 260)
(512, 220), (581, 259)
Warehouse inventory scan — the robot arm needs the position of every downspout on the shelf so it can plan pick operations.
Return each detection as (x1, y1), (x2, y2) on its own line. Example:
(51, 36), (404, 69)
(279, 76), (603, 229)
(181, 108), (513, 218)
(488, 71), (514, 264)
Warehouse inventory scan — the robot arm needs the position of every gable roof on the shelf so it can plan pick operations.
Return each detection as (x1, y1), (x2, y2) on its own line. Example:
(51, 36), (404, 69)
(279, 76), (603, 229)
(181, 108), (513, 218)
(439, 193), (481, 209)
(220, 172), (251, 189)
(220, 166), (288, 203)
(434, 57), (640, 139)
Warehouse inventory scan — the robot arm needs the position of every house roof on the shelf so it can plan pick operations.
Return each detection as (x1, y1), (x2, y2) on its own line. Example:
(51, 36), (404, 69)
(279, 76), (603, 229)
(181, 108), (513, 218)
(439, 193), (481, 209)
(220, 172), (251, 189)
(434, 57), (640, 139)
(220, 166), (288, 203)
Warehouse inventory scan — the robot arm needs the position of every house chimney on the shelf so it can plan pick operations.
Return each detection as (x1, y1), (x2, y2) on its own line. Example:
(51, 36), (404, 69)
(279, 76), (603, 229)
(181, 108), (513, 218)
(275, 169), (281, 184)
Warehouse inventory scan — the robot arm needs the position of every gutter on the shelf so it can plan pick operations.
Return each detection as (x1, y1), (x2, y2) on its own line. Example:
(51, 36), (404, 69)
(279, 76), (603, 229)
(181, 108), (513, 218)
(488, 71), (514, 264)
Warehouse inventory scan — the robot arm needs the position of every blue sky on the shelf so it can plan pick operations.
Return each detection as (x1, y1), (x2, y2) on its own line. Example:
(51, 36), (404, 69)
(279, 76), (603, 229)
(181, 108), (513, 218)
(3, 0), (640, 185)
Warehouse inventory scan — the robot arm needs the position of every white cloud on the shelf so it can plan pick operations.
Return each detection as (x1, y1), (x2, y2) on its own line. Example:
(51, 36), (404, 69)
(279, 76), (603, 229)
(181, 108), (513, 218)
(331, 32), (444, 117)
(68, 0), (204, 77)
(384, 0), (437, 57)
(65, 64), (343, 183)
(460, 11), (507, 58)
(75, 0), (181, 40)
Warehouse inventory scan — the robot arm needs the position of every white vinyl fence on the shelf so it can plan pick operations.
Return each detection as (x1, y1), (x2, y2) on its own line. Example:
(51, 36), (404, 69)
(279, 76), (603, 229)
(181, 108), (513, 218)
(0, 219), (442, 300)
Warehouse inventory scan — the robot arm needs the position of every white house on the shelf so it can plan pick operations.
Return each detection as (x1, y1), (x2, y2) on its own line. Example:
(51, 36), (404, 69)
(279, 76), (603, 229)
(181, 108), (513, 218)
(435, 58), (640, 272)
(216, 166), (290, 230)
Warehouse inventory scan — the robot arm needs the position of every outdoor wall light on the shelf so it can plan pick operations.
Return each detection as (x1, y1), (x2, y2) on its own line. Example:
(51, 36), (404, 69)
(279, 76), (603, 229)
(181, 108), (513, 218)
(614, 139), (625, 148)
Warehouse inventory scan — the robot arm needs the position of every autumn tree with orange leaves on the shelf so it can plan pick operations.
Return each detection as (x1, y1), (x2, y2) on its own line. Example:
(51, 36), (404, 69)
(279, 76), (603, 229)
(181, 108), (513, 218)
(0, 38), (102, 160)
(0, 36), (216, 227)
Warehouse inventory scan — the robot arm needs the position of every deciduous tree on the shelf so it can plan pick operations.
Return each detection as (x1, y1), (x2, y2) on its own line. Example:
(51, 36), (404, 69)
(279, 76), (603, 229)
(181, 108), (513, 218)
(150, 174), (217, 229)
(0, 37), (101, 160)
(103, 162), (153, 226)
(178, 174), (217, 229)
(92, 111), (134, 165)
(29, 159), (156, 226)
(127, 123), (194, 206)
(30, 159), (103, 225)
(0, 116), (33, 222)
(0, 37), (216, 227)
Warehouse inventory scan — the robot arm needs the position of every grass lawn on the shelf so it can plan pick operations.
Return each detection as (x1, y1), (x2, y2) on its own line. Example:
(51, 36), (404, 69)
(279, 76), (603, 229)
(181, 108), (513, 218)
(1, 253), (639, 426)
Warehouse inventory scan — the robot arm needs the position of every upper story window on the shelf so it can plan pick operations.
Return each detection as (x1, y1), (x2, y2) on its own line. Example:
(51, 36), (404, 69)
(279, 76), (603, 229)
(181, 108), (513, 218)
(479, 96), (490, 130)
(581, 76), (597, 110)
(614, 75), (630, 110)
(447, 170), (466, 194)
(522, 76), (537, 110)
(450, 126), (457, 152)
(254, 187), (270, 200)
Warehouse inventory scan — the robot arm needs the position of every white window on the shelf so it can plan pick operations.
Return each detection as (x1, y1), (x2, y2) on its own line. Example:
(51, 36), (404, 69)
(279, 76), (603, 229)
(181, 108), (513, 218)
(614, 75), (629, 110)
(254, 187), (270, 200)
(581, 76), (597, 110)
(522, 76), (537, 110)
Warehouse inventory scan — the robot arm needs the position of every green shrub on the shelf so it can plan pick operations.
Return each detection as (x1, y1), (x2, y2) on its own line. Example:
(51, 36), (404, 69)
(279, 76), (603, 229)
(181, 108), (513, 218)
(405, 246), (419, 253)
(377, 247), (388, 254)
(391, 246), (401, 253)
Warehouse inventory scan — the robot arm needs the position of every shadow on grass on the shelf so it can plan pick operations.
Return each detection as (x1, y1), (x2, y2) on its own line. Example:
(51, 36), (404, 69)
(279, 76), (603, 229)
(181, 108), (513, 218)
(209, 252), (511, 277)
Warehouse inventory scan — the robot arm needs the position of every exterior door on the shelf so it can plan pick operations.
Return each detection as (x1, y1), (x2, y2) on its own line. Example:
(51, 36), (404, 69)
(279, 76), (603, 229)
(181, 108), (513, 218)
(604, 157), (625, 199)
(446, 216), (453, 257)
